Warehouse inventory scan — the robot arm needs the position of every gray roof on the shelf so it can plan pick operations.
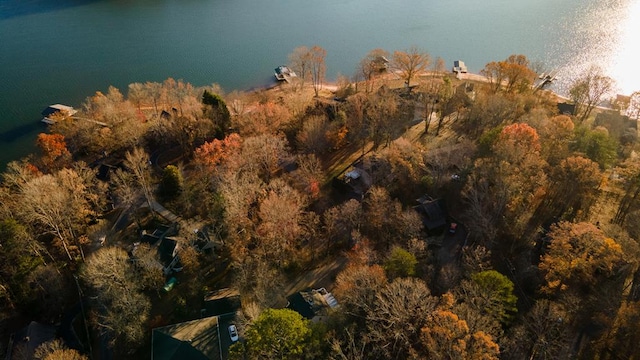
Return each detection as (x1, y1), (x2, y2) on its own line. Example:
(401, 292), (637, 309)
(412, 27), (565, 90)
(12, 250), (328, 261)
(152, 316), (221, 360)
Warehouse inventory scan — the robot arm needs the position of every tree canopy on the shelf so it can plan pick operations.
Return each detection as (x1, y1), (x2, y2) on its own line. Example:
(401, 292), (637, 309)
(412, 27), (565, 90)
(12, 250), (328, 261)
(234, 308), (313, 360)
(2, 49), (640, 360)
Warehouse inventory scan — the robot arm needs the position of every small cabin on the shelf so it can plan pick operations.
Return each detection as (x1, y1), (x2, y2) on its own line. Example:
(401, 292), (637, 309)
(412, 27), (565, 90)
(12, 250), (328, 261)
(452, 60), (468, 74)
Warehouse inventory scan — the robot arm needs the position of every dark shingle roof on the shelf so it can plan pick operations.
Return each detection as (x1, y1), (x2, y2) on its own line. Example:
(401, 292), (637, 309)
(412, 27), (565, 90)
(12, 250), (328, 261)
(152, 316), (220, 360)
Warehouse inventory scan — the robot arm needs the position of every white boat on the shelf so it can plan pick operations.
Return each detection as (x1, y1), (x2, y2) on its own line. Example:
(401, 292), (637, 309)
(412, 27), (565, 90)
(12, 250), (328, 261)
(275, 66), (297, 81)
(41, 104), (77, 124)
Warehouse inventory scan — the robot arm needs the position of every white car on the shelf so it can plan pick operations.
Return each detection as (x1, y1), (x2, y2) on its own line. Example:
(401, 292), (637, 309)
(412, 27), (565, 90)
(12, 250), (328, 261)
(228, 324), (239, 342)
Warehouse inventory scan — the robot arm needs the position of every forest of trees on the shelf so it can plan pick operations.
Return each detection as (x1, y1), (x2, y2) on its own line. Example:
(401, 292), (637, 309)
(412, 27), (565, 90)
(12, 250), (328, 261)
(2, 46), (640, 359)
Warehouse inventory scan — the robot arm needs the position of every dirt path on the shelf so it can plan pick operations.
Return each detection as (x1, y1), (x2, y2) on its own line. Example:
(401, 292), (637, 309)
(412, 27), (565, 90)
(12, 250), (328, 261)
(282, 255), (349, 297)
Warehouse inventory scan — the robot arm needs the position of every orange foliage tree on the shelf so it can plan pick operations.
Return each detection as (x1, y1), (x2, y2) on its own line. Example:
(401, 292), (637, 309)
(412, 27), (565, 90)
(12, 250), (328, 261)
(481, 54), (537, 94)
(333, 263), (387, 318)
(538, 222), (632, 345)
(465, 123), (547, 245)
(539, 115), (575, 165)
(420, 308), (500, 359)
(36, 133), (71, 170)
(494, 123), (547, 235)
(539, 222), (627, 296)
(193, 133), (242, 170)
(494, 122), (541, 161)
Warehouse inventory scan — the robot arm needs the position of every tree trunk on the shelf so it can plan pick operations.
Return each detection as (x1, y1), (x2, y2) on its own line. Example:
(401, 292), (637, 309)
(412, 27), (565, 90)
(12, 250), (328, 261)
(59, 235), (73, 261)
(614, 179), (640, 224)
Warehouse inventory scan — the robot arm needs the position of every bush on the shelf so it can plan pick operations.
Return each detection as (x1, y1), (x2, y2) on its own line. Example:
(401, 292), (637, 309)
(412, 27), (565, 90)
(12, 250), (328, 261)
(159, 165), (183, 199)
(384, 247), (418, 278)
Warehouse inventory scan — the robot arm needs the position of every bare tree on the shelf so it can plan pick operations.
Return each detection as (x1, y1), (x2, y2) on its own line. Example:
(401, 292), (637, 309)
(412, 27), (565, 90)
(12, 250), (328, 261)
(239, 133), (291, 182)
(127, 82), (146, 111)
(324, 199), (364, 251)
(218, 169), (263, 248)
(131, 243), (164, 290)
(365, 89), (399, 149)
(81, 246), (151, 347)
(255, 179), (306, 265)
(391, 46), (431, 89)
(235, 101), (291, 137)
(570, 66), (614, 123)
(432, 56), (446, 75)
(297, 115), (331, 154)
(19, 169), (95, 261)
(330, 325), (371, 360)
(289, 46), (312, 90)
(502, 300), (571, 360)
(110, 168), (138, 209)
(233, 255), (286, 309)
(309, 45), (327, 97)
(124, 147), (154, 210)
(146, 81), (163, 117)
(34, 339), (88, 360)
(626, 91), (640, 121)
(366, 277), (438, 359)
(357, 48), (389, 93)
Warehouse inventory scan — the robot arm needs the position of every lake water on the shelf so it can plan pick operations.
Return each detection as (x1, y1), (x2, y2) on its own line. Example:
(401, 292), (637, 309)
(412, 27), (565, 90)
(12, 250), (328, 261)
(1, 0), (639, 168)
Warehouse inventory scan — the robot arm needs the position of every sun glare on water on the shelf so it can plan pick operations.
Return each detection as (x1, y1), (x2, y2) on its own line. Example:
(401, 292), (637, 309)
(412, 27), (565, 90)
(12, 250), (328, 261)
(609, 0), (640, 95)
(554, 0), (640, 96)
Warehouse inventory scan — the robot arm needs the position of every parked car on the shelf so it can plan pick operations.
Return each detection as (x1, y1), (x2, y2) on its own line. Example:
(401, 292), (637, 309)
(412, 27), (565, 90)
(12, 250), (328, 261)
(163, 277), (177, 292)
(229, 324), (239, 342)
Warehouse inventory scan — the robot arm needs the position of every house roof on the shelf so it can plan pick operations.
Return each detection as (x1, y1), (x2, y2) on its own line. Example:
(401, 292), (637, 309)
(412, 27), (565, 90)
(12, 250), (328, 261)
(287, 288), (338, 319)
(41, 104), (74, 117)
(557, 102), (575, 115)
(415, 197), (447, 230)
(152, 316), (221, 360)
(287, 292), (315, 319)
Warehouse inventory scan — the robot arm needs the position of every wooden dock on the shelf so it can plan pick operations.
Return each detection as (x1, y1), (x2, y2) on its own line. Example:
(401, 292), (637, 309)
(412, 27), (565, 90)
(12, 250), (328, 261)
(71, 116), (109, 127)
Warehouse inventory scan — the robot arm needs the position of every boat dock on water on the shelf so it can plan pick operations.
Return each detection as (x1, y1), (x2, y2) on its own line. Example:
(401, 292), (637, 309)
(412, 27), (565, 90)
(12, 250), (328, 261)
(41, 104), (108, 127)
(275, 66), (297, 82)
(535, 70), (558, 90)
(41, 104), (77, 124)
